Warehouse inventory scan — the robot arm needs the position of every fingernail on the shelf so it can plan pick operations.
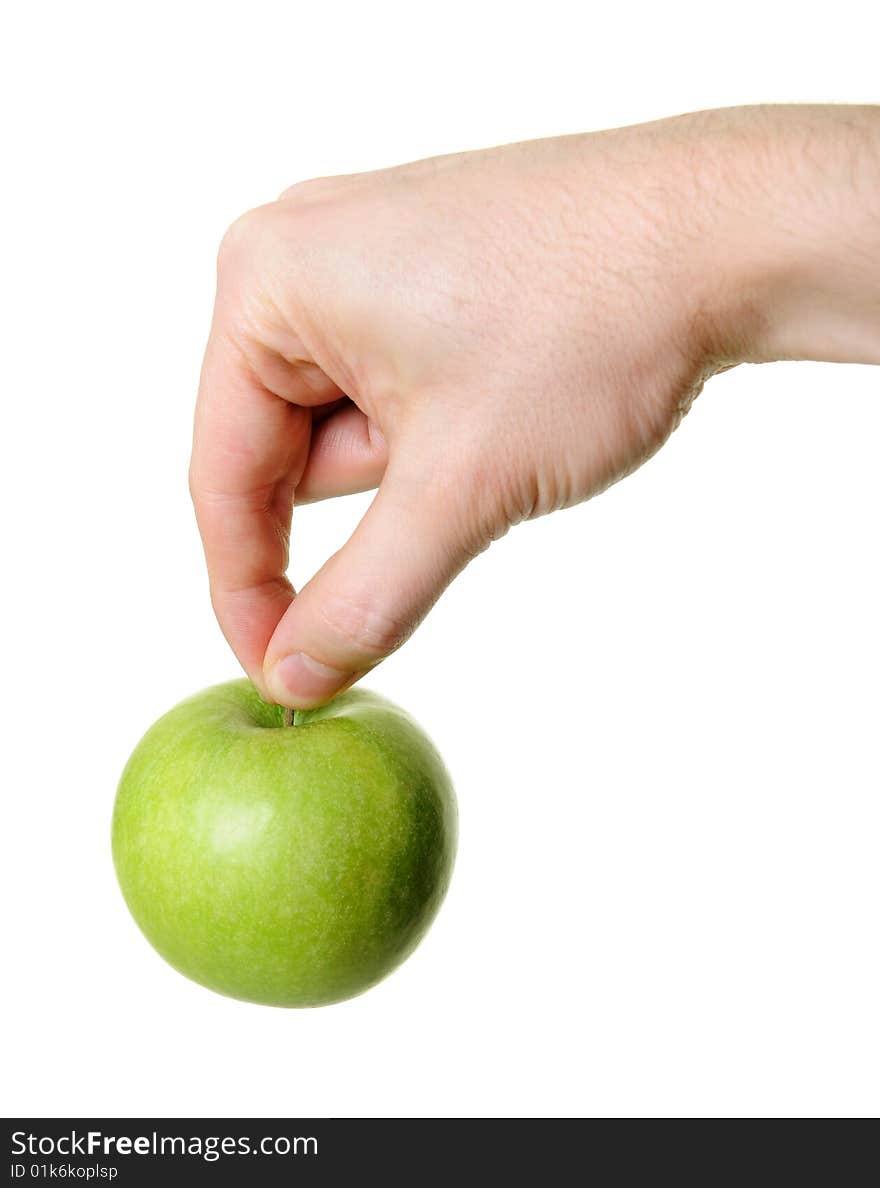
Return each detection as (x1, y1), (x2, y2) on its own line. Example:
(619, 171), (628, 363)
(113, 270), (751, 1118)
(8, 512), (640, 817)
(267, 652), (349, 708)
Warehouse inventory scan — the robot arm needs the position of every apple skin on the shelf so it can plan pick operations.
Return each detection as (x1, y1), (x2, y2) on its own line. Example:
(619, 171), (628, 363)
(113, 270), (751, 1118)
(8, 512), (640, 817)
(112, 680), (457, 1007)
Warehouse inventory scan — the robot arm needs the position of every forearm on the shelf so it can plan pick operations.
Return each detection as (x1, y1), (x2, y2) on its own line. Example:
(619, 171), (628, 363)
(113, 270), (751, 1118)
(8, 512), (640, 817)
(691, 105), (880, 367)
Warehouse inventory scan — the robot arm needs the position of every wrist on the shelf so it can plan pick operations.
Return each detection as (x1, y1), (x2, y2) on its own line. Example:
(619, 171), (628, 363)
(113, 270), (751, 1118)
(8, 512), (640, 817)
(692, 106), (880, 367)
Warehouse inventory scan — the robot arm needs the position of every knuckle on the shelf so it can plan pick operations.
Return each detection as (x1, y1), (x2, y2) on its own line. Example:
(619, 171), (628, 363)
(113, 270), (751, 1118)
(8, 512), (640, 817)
(318, 593), (412, 661)
(277, 176), (330, 204)
(216, 204), (274, 272)
(217, 210), (253, 265)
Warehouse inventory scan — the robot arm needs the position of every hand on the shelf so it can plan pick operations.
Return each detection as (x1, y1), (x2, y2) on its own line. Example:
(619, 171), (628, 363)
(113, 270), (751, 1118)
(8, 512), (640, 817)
(190, 105), (880, 708)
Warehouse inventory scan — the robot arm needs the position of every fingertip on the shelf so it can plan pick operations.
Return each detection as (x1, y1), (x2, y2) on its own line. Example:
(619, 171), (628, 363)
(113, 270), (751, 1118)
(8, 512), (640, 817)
(264, 651), (355, 709)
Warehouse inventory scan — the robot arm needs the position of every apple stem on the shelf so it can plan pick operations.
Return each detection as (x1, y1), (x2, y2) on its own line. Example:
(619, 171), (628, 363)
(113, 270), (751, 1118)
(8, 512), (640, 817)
(283, 707), (295, 727)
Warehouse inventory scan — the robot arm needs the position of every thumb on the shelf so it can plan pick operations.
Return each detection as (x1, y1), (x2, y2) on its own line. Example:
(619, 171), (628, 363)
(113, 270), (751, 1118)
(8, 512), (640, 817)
(263, 464), (479, 708)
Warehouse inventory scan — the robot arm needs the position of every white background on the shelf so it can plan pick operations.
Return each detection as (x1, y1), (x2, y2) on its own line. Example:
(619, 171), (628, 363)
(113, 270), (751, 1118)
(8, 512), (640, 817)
(2, 0), (878, 1118)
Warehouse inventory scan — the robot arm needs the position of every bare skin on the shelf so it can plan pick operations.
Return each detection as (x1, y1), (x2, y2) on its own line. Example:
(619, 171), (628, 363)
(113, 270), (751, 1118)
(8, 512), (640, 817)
(190, 105), (880, 708)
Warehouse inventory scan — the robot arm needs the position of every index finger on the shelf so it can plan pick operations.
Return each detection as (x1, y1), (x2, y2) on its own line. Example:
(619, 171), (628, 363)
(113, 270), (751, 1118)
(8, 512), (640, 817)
(189, 319), (312, 689)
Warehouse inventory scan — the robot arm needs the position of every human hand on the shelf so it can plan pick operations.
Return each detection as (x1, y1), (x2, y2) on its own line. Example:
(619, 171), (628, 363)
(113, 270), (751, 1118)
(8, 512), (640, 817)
(190, 105), (880, 708)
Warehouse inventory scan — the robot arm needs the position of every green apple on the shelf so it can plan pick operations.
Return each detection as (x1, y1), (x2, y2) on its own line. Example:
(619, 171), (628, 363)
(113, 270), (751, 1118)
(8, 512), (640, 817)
(112, 680), (456, 1007)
